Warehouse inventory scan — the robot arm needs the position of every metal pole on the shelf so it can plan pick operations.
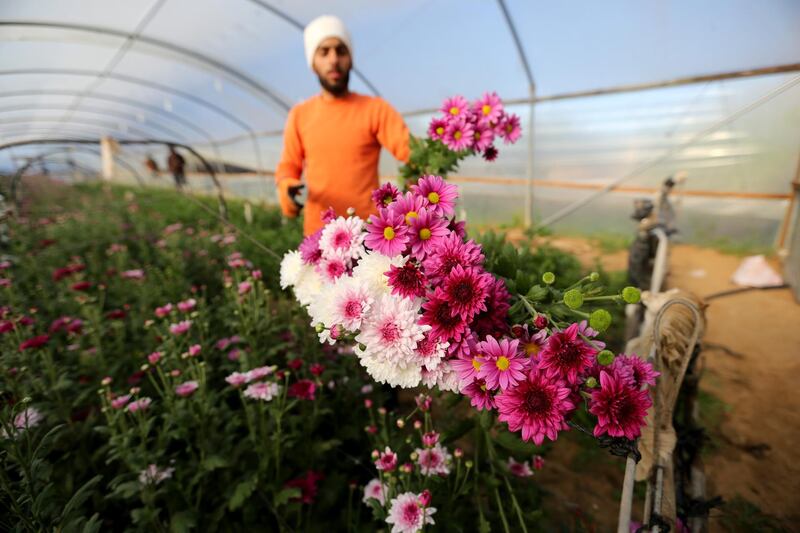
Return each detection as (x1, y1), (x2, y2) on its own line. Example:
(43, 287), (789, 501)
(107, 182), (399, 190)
(524, 84), (536, 228)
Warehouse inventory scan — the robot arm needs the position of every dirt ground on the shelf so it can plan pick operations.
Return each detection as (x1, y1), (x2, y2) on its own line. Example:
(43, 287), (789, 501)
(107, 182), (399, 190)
(509, 232), (800, 531)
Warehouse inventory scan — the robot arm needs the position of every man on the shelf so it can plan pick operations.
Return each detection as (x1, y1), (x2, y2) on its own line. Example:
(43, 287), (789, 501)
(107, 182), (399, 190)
(276, 15), (410, 235)
(167, 145), (186, 189)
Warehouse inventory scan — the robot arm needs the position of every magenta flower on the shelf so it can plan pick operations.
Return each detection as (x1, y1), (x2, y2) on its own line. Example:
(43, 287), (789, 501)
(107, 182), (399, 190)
(316, 255), (349, 282)
(419, 288), (469, 343)
(299, 230), (324, 265)
(177, 298), (197, 313)
(155, 303), (173, 318)
(428, 117), (448, 140)
(496, 368), (574, 445)
(507, 457), (534, 478)
(482, 145), (499, 161)
(169, 320), (192, 336)
(474, 92), (504, 124)
(422, 431), (439, 447)
(188, 344), (201, 357)
(471, 277), (512, 338)
(440, 95), (469, 118)
(471, 122), (495, 152)
(412, 175), (459, 218)
(441, 265), (491, 320)
(387, 261), (427, 299)
(423, 233), (484, 284)
(111, 394), (131, 409)
(512, 324), (549, 360)
(538, 323), (598, 385)
(371, 182), (401, 209)
(610, 354), (660, 388)
(476, 336), (527, 391)
(389, 191), (427, 226)
(127, 397), (153, 413)
(408, 208), (449, 260)
(590, 370), (653, 440)
(365, 209), (409, 257)
(375, 446), (398, 472)
(442, 117), (475, 151)
(238, 281), (252, 295)
(175, 380), (199, 397)
(499, 113), (522, 144)
(19, 334), (50, 351)
(147, 351), (162, 365)
(462, 378), (496, 411)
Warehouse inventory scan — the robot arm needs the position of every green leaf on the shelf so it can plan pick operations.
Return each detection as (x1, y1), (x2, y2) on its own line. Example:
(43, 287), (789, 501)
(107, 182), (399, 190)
(60, 475), (102, 524)
(526, 285), (549, 303)
(109, 480), (141, 500)
(493, 428), (543, 456)
(442, 418), (474, 446)
(170, 510), (198, 533)
(201, 455), (228, 472)
(273, 487), (301, 508)
(228, 475), (258, 511)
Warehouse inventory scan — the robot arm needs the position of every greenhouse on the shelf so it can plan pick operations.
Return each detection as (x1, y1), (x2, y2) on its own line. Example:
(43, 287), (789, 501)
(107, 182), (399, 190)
(1, 1), (799, 531)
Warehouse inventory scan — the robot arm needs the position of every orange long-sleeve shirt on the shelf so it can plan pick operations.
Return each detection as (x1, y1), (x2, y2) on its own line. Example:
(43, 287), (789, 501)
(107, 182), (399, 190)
(276, 92), (410, 235)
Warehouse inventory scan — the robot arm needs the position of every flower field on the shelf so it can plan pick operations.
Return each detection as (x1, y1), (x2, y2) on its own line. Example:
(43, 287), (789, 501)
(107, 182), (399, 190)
(1, 179), (646, 531)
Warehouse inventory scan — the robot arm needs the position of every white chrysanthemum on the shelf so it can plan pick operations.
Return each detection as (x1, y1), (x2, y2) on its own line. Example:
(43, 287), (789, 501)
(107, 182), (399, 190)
(319, 216), (365, 262)
(279, 250), (303, 289)
(436, 361), (461, 392)
(415, 443), (452, 476)
(361, 352), (423, 388)
(306, 281), (336, 328)
(352, 251), (405, 296)
(330, 276), (374, 332)
(293, 266), (323, 307)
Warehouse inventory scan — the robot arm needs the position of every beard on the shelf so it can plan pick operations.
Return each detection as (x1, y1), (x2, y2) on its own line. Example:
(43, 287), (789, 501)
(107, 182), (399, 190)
(317, 69), (350, 96)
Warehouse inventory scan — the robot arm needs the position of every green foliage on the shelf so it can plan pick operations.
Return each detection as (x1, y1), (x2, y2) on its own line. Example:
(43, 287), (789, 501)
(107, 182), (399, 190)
(398, 135), (470, 189)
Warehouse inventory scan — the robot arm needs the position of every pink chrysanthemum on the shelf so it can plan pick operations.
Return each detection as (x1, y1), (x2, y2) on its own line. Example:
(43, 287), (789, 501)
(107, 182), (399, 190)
(288, 379), (316, 400)
(330, 278), (373, 331)
(476, 336), (528, 391)
(365, 209), (409, 257)
(299, 230), (324, 265)
(225, 372), (249, 387)
(321, 207), (337, 224)
(428, 117), (448, 141)
(442, 117), (475, 152)
(319, 216), (365, 262)
(590, 370), (653, 440)
(389, 191), (427, 226)
(423, 233), (484, 285)
(244, 381), (280, 402)
(419, 288), (469, 343)
(415, 443), (451, 476)
(386, 491), (437, 533)
(471, 277), (512, 338)
(316, 255), (349, 282)
(495, 368), (574, 445)
(499, 113), (522, 144)
(462, 378), (496, 411)
(175, 380), (199, 397)
(408, 208), (449, 260)
(440, 95), (469, 119)
(363, 478), (388, 505)
(538, 323), (598, 385)
(441, 265), (491, 321)
(474, 92), (504, 124)
(372, 182), (401, 209)
(610, 354), (660, 389)
(169, 320), (192, 336)
(512, 324), (549, 360)
(127, 397), (153, 413)
(411, 175), (459, 218)
(375, 446), (398, 472)
(386, 261), (427, 299)
(414, 331), (448, 372)
(471, 122), (495, 152)
(177, 299), (196, 313)
(451, 349), (484, 385)
(507, 457), (534, 478)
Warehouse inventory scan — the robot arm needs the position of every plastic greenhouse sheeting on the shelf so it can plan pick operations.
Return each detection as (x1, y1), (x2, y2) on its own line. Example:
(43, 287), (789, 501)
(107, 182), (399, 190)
(1, 0), (799, 246)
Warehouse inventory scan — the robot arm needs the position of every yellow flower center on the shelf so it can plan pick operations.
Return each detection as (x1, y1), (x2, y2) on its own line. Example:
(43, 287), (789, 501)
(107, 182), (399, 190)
(405, 211), (418, 225)
(427, 192), (440, 204)
(435, 126), (444, 135)
(474, 131), (481, 140)
(383, 227), (395, 240)
(449, 106), (460, 115)
(506, 124), (513, 133)
(482, 104), (491, 116)
(496, 356), (510, 371)
(419, 228), (432, 241)
(454, 131), (462, 140)
(480, 383), (487, 392)
(525, 343), (540, 356)
(472, 358), (482, 371)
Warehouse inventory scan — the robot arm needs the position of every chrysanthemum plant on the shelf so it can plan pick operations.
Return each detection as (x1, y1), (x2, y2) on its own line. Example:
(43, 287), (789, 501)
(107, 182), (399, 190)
(398, 92), (522, 189)
(282, 172), (658, 529)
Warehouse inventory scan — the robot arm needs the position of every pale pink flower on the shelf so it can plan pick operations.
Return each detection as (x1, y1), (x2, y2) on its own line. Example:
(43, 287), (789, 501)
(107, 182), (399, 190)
(415, 443), (451, 476)
(175, 380), (199, 397)
(127, 397), (153, 413)
(238, 281), (252, 295)
(147, 351), (162, 365)
(386, 492), (436, 533)
(362, 478), (388, 505)
(138, 464), (175, 486)
(225, 372), (249, 388)
(244, 381), (280, 401)
(177, 298), (197, 313)
(169, 320), (192, 336)
(155, 303), (173, 318)
(246, 365), (277, 382)
(111, 394), (131, 409)
(120, 269), (145, 280)
(188, 344), (201, 357)
(507, 457), (533, 478)
(375, 446), (398, 472)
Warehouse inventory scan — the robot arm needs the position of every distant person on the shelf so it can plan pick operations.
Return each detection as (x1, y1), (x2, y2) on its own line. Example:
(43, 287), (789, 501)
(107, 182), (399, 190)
(144, 155), (160, 180)
(275, 15), (410, 235)
(167, 145), (186, 189)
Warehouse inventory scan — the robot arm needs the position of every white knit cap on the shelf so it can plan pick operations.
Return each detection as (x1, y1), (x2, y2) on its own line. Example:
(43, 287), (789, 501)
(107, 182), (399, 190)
(303, 15), (353, 69)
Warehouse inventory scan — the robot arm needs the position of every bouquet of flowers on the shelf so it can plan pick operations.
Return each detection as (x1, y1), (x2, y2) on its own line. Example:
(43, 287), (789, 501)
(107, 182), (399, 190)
(280, 174), (656, 447)
(399, 92), (522, 188)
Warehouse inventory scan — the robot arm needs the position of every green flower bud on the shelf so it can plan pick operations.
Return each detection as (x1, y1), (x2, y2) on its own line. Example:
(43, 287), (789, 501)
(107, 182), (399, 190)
(563, 289), (584, 309)
(585, 376), (598, 388)
(597, 350), (615, 366)
(542, 272), (556, 285)
(622, 286), (641, 304)
(589, 272), (600, 282)
(589, 309), (612, 332)
(315, 323), (325, 333)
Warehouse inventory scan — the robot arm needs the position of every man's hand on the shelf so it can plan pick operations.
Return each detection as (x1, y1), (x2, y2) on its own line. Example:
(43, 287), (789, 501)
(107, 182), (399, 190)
(277, 178), (304, 218)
